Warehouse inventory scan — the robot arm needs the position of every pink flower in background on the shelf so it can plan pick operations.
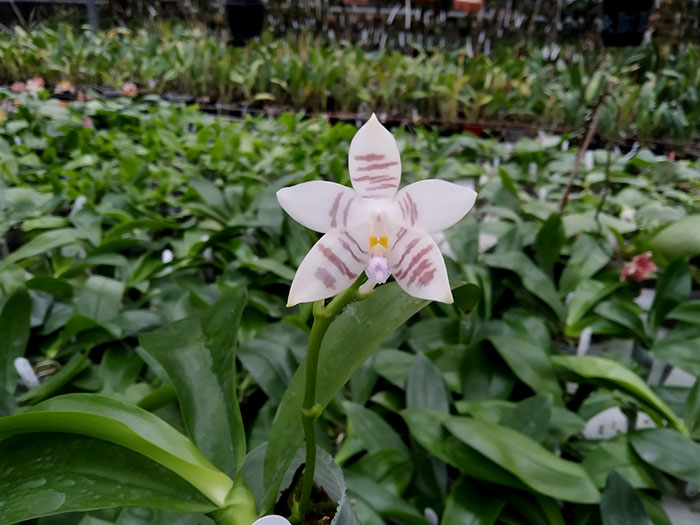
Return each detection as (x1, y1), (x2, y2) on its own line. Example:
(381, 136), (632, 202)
(621, 252), (657, 282)
(0, 99), (17, 113)
(11, 82), (26, 93)
(82, 117), (94, 129)
(122, 82), (138, 97)
(26, 77), (45, 95)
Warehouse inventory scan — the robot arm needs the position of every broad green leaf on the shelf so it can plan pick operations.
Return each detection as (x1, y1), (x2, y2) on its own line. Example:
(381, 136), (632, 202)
(581, 435), (656, 490)
(0, 288), (31, 393)
(406, 354), (450, 413)
(559, 234), (612, 294)
(499, 395), (551, 443)
(551, 355), (686, 434)
(0, 394), (233, 507)
(684, 377), (700, 439)
(444, 416), (599, 504)
(482, 252), (564, 320)
(630, 428), (700, 486)
(593, 299), (648, 344)
(649, 215), (700, 260)
(461, 344), (516, 401)
(486, 336), (561, 404)
(5, 228), (80, 264)
(667, 300), (700, 324)
(140, 286), (247, 478)
(0, 433), (215, 524)
(373, 349), (415, 389)
(651, 329), (700, 375)
(442, 476), (504, 525)
(566, 280), (621, 329)
(649, 259), (691, 333)
(534, 213), (565, 277)
(402, 408), (534, 491)
(262, 283), (428, 511)
(345, 471), (429, 525)
(74, 276), (125, 324)
(344, 402), (408, 457)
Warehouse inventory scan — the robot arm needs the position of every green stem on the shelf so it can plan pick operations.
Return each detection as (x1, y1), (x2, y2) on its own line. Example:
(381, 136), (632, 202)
(293, 281), (364, 523)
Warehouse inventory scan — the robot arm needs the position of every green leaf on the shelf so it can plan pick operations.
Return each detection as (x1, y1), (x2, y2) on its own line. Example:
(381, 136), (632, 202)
(402, 409), (527, 490)
(444, 416), (599, 504)
(581, 435), (656, 490)
(649, 259), (691, 333)
(140, 286), (247, 479)
(262, 283), (428, 511)
(442, 476), (504, 525)
(5, 228), (80, 264)
(551, 355), (686, 435)
(344, 402), (409, 458)
(74, 275), (125, 324)
(534, 213), (565, 277)
(345, 471), (429, 525)
(483, 252), (564, 319)
(630, 428), (700, 486)
(566, 280), (621, 330)
(406, 354), (450, 413)
(593, 299), (648, 343)
(667, 300), (700, 325)
(499, 395), (552, 443)
(649, 215), (700, 260)
(0, 288), (31, 394)
(684, 377), (700, 439)
(559, 234), (612, 294)
(650, 329), (700, 375)
(486, 336), (561, 404)
(0, 433), (216, 524)
(0, 393), (233, 507)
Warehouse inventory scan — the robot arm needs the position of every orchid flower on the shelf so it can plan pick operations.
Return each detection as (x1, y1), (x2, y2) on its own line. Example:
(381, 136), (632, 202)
(277, 114), (477, 306)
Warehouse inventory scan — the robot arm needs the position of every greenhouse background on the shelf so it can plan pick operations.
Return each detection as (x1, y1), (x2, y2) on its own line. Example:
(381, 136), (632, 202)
(1, 0), (700, 524)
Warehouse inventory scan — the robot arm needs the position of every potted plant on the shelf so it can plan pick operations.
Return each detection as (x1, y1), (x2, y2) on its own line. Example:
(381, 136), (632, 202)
(602, 0), (654, 47)
(225, 0), (265, 47)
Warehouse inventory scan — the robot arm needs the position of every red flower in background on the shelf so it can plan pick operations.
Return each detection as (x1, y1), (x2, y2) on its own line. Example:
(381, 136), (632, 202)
(621, 252), (658, 282)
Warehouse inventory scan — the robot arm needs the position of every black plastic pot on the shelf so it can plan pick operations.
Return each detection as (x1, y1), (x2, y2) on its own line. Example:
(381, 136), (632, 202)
(601, 0), (653, 47)
(225, 0), (265, 47)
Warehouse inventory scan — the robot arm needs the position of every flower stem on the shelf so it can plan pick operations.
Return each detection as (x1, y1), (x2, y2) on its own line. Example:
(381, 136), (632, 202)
(293, 281), (364, 522)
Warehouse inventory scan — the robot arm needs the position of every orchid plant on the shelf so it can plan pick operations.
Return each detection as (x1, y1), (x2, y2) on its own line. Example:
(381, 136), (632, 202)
(276, 114), (476, 521)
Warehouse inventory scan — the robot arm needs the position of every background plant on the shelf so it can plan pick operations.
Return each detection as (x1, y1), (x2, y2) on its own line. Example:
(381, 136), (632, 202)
(0, 91), (699, 522)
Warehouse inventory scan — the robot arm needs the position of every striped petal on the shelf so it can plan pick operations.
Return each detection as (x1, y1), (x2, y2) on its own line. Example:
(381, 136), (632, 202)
(393, 180), (477, 233)
(389, 228), (453, 304)
(287, 224), (370, 306)
(348, 114), (402, 200)
(277, 181), (364, 234)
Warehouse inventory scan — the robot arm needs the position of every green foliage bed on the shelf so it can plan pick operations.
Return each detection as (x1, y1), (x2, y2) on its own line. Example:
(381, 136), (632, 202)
(0, 92), (700, 524)
(1, 24), (700, 141)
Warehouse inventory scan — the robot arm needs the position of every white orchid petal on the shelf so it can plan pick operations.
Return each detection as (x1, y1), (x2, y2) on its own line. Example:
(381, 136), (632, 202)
(389, 228), (453, 303)
(277, 181), (362, 233)
(393, 180), (477, 233)
(252, 517), (291, 525)
(287, 225), (370, 306)
(348, 114), (402, 200)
